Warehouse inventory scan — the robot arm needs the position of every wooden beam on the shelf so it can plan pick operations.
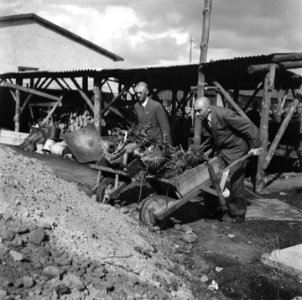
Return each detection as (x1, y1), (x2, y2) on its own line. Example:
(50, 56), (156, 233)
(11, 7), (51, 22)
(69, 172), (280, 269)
(82, 76), (88, 92)
(34, 77), (42, 89)
(9, 89), (17, 102)
(248, 61), (302, 74)
(40, 96), (64, 127)
(194, 0), (212, 146)
(243, 81), (263, 111)
(256, 64), (276, 193)
(1, 82), (61, 102)
(264, 98), (299, 169)
(60, 78), (72, 90)
(14, 89), (21, 132)
(100, 80), (136, 116)
(53, 78), (66, 90)
(70, 77), (82, 90)
(213, 81), (249, 120)
(272, 53), (302, 62)
(78, 89), (94, 111)
(20, 94), (33, 116)
(43, 78), (54, 89)
(93, 81), (102, 133)
(36, 77), (48, 89)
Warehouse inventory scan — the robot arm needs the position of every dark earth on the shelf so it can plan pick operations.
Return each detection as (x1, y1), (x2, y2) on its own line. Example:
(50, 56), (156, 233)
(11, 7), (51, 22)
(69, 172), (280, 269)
(10, 147), (302, 299)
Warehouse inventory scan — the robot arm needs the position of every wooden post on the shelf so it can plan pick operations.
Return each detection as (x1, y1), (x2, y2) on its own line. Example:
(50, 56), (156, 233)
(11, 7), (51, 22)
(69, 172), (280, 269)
(256, 64), (276, 193)
(264, 98), (299, 169)
(194, 0), (212, 145)
(14, 79), (23, 132)
(213, 81), (249, 120)
(93, 77), (102, 134)
(14, 89), (21, 132)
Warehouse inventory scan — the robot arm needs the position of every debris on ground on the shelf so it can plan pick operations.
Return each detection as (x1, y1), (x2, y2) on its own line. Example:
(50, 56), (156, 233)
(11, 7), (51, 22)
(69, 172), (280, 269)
(0, 145), (192, 299)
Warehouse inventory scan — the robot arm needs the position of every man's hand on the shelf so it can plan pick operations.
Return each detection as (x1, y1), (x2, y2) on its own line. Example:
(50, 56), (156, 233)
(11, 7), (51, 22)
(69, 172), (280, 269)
(248, 147), (261, 156)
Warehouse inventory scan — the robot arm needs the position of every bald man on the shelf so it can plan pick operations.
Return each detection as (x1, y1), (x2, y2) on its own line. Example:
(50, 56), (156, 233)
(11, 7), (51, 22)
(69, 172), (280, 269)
(134, 82), (172, 145)
(194, 97), (261, 223)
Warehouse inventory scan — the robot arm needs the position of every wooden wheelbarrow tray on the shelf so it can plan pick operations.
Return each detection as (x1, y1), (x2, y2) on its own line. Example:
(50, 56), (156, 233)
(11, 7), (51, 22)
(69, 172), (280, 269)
(139, 152), (253, 227)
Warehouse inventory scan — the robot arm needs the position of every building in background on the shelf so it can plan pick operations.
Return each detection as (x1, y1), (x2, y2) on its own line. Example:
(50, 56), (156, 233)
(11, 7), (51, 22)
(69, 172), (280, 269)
(0, 13), (123, 73)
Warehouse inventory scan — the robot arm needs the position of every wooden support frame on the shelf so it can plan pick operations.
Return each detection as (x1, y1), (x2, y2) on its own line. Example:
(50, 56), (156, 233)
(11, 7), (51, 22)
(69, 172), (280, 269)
(78, 89), (94, 111)
(14, 86), (21, 132)
(256, 64), (276, 193)
(60, 78), (72, 90)
(20, 94), (33, 116)
(248, 61), (302, 74)
(213, 81), (250, 120)
(243, 81), (264, 111)
(264, 98), (299, 169)
(1, 82), (61, 102)
(40, 96), (64, 127)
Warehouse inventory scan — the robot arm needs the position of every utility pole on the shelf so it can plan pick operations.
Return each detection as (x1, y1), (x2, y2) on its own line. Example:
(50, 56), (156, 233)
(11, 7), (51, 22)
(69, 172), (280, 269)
(194, 0), (213, 145)
(189, 36), (193, 63)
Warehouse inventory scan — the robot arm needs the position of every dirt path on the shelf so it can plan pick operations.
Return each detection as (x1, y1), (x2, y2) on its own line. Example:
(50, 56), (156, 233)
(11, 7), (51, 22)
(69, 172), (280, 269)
(4, 146), (302, 300)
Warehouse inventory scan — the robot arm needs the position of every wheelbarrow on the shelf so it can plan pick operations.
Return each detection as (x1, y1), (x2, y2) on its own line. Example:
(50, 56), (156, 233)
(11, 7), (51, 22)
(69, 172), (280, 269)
(90, 158), (143, 203)
(139, 152), (253, 227)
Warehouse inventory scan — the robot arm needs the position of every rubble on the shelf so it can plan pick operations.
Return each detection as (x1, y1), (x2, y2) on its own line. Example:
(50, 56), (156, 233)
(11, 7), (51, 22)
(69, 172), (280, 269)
(0, 145), (188, 299)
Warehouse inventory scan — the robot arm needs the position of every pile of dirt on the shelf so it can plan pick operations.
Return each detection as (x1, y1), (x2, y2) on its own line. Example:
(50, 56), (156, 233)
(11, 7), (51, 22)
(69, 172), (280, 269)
(0, 145), (193, 299)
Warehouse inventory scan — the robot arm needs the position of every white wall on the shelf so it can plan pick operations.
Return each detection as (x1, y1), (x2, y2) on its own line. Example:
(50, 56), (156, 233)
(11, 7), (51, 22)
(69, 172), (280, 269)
(0, 21), (119, 73)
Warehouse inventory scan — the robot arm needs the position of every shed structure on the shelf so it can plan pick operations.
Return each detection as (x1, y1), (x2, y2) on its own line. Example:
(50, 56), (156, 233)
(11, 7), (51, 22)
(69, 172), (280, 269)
(0, 52), (302, 192)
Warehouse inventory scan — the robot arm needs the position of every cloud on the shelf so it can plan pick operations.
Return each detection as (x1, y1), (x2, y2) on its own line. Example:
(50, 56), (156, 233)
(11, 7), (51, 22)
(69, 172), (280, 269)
(0, 0), (301, 67)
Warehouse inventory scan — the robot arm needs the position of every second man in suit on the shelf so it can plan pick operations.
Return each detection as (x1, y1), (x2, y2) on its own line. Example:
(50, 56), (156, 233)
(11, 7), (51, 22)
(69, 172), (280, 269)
(134, 82), (172, 145)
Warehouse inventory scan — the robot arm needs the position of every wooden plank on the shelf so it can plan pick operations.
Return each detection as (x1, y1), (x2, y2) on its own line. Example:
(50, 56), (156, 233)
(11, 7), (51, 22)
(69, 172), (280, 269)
(36, 77), (48, 89)
(213, 81), (250, 120)
(256, 64), (276, 193)
(89, 164), (128, 176)
(43, 78), (54, 89)
(248, 61), (302, 74)
(0, 129), (29, 146)
(78, 89), (94, 111)
(40, 96), (64, 126)
(1, 81), (61, 102)
(264, 98), (299, 169)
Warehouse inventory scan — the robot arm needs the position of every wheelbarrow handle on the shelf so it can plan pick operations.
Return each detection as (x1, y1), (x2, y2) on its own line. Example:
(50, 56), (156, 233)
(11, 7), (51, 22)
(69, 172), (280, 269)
(220, 152), (253, 174)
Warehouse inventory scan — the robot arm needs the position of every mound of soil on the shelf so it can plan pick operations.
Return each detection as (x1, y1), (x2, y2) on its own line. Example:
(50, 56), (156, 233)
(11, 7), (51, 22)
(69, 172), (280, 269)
(0, 145), (193, 299)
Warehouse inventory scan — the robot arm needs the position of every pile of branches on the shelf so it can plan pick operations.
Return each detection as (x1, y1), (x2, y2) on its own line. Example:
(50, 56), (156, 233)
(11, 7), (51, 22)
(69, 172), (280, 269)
(143, 143), (207, 178)
(99, 123), (208, 178)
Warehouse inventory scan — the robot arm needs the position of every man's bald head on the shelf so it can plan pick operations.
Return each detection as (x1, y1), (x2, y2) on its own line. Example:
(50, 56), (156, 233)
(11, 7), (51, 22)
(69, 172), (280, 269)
(194, 96), (211, 120)
(135, 81), (149, 103)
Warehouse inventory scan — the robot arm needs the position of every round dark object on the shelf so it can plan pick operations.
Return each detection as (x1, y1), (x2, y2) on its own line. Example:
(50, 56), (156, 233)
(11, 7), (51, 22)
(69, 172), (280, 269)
(96, 177), (115, 203)
(139, 195), (174, 227)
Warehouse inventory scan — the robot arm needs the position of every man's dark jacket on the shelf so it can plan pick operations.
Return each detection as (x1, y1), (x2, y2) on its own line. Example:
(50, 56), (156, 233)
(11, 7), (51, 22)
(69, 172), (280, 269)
(134, 98), (172, 145)
(205, 106), (262, 161)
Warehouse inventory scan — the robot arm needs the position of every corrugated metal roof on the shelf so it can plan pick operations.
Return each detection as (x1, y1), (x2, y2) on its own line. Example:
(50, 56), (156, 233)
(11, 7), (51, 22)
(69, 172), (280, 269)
(0, 53), (301, 90)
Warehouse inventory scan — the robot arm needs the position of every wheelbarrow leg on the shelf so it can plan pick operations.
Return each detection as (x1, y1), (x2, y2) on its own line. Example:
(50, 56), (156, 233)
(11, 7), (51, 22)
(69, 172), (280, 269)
(207, 161), (228, 212)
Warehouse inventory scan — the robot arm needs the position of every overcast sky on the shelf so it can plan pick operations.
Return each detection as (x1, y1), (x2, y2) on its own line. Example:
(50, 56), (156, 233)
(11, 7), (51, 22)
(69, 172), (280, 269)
(1, 0), (302, 68)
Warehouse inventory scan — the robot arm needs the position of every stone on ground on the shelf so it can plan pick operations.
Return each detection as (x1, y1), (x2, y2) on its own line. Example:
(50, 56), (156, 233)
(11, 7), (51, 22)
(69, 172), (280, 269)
(261, 244), (302, 279)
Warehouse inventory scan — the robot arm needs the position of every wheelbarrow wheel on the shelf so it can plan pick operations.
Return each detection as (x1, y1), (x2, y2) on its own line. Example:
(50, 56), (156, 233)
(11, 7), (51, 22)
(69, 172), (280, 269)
(139, 195), (174, 228)
(96, 177), (115, 204)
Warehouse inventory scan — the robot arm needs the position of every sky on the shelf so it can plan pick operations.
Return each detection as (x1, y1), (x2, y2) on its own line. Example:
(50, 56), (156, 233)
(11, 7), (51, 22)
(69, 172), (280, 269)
(1, 0), (302, 69)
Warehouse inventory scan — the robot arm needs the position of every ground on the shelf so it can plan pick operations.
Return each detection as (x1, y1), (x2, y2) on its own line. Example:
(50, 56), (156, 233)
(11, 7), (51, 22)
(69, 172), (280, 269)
(1, 145), (302, 300)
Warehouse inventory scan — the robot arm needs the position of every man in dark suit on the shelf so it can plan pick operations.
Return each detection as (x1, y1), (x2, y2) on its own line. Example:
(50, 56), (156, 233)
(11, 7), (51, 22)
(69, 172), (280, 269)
(194, 97), (262, 223)
(134, 82), (172, 145)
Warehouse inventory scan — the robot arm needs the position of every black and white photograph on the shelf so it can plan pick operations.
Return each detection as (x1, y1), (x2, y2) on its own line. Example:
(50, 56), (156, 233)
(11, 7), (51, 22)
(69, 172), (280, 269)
(0, 0), (302, 299)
